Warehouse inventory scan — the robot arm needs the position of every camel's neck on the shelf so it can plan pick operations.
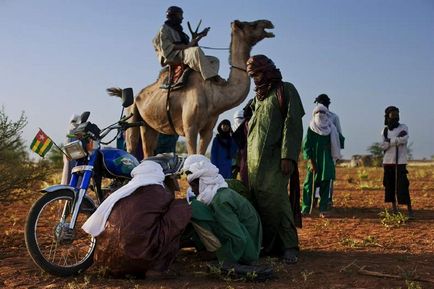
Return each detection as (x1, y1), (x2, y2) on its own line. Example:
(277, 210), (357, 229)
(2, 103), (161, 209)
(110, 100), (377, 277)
(211, 34), (251, 114)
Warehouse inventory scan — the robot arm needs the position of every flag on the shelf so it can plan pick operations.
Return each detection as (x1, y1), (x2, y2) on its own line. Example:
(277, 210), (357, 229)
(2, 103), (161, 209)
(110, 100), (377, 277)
(30, 129), (53, 157)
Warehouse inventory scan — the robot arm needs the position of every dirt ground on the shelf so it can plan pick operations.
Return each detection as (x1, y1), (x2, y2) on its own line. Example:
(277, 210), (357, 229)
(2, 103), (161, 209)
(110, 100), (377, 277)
(1, 163), (433, 289)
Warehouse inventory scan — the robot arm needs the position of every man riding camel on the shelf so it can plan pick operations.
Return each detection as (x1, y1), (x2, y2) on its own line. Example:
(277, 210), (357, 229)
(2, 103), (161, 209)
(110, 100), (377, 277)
(153, 6), (223, 83)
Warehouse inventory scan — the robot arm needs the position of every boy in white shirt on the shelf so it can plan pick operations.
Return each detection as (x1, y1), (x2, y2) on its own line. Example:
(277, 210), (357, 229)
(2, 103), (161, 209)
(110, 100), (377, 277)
(380, 106), (414, 219)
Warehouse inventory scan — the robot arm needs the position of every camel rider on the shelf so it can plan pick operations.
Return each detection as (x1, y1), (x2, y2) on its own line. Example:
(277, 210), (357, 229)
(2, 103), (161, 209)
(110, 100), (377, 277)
(153, 6), (223, 83)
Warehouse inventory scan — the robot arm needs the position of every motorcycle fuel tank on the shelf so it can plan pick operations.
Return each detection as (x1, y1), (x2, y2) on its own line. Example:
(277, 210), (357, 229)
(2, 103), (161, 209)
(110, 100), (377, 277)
(100, 147), (139, 178)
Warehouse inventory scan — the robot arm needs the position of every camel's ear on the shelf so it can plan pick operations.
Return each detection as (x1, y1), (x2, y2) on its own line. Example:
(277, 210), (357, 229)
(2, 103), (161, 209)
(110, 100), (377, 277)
(232, 20), (242, 29)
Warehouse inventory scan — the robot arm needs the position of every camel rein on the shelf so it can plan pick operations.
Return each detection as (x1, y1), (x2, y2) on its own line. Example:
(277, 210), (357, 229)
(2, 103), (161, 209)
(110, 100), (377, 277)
(231, 65), (247, 72)
(165, 67), (177, 135)
(199, 46), (229, 50)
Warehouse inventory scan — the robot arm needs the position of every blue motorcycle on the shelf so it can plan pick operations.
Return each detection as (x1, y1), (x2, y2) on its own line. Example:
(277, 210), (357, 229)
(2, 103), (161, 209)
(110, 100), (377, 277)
(24, 88), (184, 276)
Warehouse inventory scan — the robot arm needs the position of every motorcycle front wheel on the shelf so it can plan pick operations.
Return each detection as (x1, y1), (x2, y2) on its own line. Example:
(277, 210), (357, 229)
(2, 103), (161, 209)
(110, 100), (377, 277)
(24, 189), (96, 276)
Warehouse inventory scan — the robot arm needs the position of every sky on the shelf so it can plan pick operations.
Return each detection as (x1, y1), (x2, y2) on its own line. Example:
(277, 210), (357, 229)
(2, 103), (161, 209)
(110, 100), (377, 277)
(1, 0), (433, 159)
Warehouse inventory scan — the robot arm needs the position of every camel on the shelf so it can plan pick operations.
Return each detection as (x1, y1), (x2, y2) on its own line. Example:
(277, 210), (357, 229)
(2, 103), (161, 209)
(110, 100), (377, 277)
(114, 19), (274, 158)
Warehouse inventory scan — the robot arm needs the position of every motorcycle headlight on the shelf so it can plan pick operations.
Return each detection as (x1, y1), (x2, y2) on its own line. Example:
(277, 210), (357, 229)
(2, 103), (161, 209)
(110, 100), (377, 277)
(64, 140), (87, 160)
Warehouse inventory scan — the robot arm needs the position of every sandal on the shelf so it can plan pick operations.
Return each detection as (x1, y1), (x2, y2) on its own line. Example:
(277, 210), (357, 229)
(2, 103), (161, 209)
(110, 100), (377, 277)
(282, 248), (299, 264)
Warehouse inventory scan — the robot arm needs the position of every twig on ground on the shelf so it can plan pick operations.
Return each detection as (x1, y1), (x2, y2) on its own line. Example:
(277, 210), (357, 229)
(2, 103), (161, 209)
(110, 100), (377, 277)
(357, 266), (434, 284)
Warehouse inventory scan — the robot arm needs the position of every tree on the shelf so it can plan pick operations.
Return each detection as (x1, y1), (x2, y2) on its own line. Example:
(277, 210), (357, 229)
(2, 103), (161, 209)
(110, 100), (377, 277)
(0, 107), (51, 201)
(47, 144), (65, 169)
(367, 142), (383, 167)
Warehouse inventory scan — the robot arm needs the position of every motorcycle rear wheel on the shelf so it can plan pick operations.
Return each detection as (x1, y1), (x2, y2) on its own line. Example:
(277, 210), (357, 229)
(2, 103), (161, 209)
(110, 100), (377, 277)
(25, 189), (96, 276)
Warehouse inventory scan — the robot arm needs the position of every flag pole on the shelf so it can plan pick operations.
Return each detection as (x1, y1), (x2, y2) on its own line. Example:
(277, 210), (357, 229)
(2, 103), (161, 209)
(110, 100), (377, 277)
(40, 128), (71, 160)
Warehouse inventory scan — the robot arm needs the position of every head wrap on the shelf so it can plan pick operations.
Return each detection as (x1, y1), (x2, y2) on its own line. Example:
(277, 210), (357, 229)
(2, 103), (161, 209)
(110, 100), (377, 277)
(164, 6), (189, 44)
(182, 155), (228, 205)
(232, 110), (244, 131)
(384, 106), (400, 129)
(166, 6), (183, 17)
(246, 54), (282, 101)
(309, 104), (342, 161)
(314, 94), (331, 107)
(82, 161), (165, 237)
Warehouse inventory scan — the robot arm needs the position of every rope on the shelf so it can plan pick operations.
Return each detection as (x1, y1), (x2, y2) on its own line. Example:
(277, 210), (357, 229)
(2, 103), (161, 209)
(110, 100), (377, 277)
(199, 45), (229, 50)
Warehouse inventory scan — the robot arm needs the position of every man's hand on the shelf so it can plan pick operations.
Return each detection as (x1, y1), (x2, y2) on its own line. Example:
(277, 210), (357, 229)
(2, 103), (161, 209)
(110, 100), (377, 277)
(309, 159), (317, 173)
(190, 27), (210, 47)
(198, 27), (210, 37)
(281, 159), (295, 176)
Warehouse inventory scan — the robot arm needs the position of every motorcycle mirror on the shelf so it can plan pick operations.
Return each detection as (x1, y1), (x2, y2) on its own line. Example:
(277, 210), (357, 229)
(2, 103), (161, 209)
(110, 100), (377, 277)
(80, 111), (90, 123)
(122, 88), (134, 107)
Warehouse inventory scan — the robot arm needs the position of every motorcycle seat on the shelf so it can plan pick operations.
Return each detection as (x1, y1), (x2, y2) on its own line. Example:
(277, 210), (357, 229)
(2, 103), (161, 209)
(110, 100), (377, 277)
(145, 153), (185, 175)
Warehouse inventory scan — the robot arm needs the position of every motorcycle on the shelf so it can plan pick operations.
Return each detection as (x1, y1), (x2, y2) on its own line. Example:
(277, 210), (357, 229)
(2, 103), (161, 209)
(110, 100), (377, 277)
(24, 88), (185, 276)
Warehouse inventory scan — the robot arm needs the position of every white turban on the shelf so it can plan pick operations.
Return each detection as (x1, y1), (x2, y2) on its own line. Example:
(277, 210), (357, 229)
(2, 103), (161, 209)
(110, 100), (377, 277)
(182, 154), (227, 205)
(232, 109), (244, 131)
(82, 161), (165, 237)
(309, 104), (342, 161)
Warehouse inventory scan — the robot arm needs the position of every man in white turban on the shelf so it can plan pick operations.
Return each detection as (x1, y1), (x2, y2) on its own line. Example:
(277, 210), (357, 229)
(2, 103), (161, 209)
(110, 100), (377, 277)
(82, 160), (191, 277)
(301, 104), (344, 217)
(182, 155), (268, 276)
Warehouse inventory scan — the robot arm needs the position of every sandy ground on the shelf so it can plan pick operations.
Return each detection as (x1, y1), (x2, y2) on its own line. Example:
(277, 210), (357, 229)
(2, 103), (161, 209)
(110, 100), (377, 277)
(1, 164), (433, 289)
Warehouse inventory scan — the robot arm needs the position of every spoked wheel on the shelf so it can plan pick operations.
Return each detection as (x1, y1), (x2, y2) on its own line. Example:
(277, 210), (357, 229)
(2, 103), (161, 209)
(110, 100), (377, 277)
(25, 189), (96, 276)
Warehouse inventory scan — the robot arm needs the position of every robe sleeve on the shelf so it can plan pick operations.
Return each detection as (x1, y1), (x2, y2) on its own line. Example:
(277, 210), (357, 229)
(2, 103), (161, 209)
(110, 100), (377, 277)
(339, 132), (345, 149)
(303, 128), (314, 160)
(158, 25), (177, 61)
(390, 124), (409, 146)
(380, 127), (390, 151)
(281, 82), (305, 161)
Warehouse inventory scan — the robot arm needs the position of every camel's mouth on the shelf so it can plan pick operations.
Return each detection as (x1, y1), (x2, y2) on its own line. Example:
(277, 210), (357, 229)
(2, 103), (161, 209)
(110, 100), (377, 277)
(262, 21), (275, 38)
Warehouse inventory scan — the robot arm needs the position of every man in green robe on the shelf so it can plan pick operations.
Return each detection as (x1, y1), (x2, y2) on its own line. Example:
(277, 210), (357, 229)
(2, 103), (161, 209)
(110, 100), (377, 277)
(246, 55), (305, 264)
(301, 104), (344, 216)
(182, 155), (262, 265)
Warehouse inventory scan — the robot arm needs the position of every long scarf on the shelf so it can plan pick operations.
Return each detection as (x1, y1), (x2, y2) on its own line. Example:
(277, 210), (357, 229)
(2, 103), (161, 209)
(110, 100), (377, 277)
(82, 161), (165, 237)
(253, 65), (283, 101)
(309, 104), (342, 161)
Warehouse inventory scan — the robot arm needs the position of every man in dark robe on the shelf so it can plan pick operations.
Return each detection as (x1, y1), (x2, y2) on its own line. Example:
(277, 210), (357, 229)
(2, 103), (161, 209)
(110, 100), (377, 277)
(82, 161), (191, 277)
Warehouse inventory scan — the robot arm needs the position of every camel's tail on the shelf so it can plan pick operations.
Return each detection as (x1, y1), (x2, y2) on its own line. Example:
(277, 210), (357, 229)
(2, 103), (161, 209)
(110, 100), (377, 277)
(106, 87), (123, 98)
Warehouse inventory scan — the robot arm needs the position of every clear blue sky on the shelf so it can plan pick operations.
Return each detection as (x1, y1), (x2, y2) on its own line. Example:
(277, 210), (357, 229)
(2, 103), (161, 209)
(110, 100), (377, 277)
(1, 0), (433, 159)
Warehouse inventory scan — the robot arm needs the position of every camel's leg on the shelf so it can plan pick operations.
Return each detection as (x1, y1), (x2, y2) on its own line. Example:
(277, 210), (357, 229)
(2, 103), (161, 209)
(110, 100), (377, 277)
(140, 123), (159, 158)
(198, 118), (218, 155)
(124, 105), (140, 156)
(184, 126), (199, 155)
(125, 126), (140, 155)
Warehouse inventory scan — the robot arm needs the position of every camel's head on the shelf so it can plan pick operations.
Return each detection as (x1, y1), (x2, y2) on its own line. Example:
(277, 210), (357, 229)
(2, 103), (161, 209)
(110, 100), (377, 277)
(231, 19), (274, 46)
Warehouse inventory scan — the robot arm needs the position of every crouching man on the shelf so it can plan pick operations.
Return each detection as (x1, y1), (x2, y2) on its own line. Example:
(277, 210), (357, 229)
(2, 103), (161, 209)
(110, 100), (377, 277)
(182, 155), (272, 280)
(82, 161), (191, 277)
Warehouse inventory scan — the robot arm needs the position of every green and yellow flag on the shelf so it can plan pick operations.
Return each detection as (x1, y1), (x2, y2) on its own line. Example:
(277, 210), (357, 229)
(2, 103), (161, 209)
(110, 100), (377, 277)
(30, 129), (53, 157)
